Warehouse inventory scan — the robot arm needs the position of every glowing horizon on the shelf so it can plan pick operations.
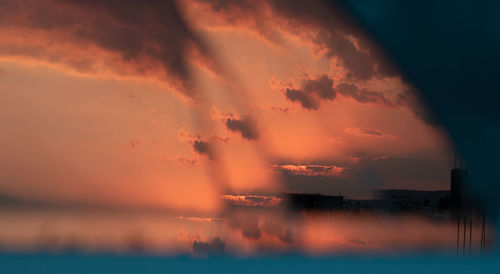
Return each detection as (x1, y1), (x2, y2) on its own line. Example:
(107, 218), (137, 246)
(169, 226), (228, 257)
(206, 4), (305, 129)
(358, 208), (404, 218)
(0, 0), (452, 213)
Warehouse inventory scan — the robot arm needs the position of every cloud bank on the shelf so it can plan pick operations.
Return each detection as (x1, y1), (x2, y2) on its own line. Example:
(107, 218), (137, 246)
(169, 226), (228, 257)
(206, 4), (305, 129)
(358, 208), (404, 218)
(0, 0), (218, 98)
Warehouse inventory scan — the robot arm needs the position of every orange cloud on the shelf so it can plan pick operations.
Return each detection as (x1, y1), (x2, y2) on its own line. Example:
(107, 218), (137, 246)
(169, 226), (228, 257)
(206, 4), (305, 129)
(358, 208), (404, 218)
(178, 128), (215, 160)
(221, 194), (282, 208)
(0, 0), (449, 217)
(210, 106), (259, 141)
(183, 0), (398, 82)
(0, 0), (220, 100)
(274, 164), (345, 177)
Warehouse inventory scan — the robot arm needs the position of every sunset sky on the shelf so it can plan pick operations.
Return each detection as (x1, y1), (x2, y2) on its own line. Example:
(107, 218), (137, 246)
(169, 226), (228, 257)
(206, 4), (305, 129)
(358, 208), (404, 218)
(0, 0), (453, 213)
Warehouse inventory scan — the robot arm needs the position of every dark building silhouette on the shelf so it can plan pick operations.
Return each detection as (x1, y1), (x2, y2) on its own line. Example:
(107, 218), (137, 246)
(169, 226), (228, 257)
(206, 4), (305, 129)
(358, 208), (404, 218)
(451, 168), (468, 211)
(377, 189), (450, 214)
(285, 193), (343, 211)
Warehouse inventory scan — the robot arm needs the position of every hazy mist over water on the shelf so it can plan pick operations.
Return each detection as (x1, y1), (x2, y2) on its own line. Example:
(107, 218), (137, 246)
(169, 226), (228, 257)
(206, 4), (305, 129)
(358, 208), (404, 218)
(0, 207), (492, 256)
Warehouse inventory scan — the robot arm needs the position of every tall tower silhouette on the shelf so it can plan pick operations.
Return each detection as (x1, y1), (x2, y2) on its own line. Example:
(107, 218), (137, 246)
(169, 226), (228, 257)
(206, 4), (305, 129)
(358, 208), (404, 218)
(451, 149), (468, 214)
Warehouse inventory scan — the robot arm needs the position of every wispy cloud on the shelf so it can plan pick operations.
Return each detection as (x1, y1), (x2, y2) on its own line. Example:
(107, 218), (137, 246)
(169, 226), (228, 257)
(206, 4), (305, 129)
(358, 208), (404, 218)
(221, 194), (282, 208)
(274, 164), (345, 177)
(344, 127), (396, 138)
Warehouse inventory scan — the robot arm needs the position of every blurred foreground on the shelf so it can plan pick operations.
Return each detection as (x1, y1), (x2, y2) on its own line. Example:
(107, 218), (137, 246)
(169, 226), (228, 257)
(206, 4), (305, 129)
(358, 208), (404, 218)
(0, 206), (493, 256)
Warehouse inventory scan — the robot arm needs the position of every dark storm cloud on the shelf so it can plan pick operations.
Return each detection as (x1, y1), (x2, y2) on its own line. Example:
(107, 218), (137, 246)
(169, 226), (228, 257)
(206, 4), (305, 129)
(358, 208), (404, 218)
(191, 139), (216, 161)
(210, 107), (260, 141)
(178, 129), (215, 160)
(225, 117), (259, 141)
(0, 0), (214, 98)
(197, 0), (398, 81)
(286, 77), (438, 126)
(192, 140), (212, 158)
(302, 75), (336, 100)
(285, 75), (404, 111)
(285, 88), (319, 110)
(284, 74), (335, 109)
(315, 31), (376, 81)
(267, 0), (400, 80)
(336, 83), (393, 106)
(200, 0), (437, 125)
